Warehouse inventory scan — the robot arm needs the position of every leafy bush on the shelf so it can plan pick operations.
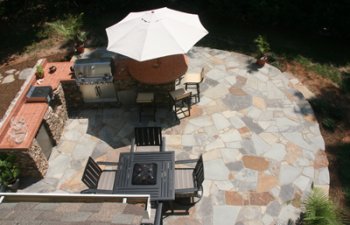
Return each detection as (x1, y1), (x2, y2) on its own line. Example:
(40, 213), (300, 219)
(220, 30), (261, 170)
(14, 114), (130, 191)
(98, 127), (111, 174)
(0, 154), (20, 186)
(302, 188), (343, 225)
(321, 117), (336, 131)
(254, 35), (270, 57)
(46, 13), (86, 42)
(36, 65), (44, 79)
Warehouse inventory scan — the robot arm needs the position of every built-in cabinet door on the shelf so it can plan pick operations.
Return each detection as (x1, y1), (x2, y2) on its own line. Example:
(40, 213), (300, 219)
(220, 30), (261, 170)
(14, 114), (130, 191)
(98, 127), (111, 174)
(80, 84), (117, 103)
(36, 123), (55, 159)
(98, 83), (117, 100)
(80, 85), (98, 102)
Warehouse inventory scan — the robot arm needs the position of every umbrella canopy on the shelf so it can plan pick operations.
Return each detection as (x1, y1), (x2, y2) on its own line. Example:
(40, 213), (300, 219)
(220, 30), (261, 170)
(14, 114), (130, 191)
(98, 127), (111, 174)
(106, 7), (208, 61)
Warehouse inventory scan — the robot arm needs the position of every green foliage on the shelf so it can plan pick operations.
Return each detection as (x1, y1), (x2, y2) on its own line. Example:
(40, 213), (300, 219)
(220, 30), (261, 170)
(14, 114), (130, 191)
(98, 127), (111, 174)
(254, 35), (271, 56)
(76, 31), (88, 44)
(303, 188), (343, 225)
(36, 65), (44, 79)
(0, 154), (20, 186)
(46, 13), (86, 43)
(321, 117), (336, 131)
(294, 55), (342, 85)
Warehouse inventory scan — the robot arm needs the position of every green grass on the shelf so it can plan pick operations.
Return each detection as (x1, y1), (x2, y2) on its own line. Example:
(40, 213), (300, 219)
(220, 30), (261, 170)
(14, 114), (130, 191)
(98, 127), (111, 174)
(294, 55), (343, 85)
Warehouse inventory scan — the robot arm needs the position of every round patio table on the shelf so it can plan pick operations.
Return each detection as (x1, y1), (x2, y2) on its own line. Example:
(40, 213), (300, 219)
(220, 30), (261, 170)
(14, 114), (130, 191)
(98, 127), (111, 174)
(128, 54), (188, 84)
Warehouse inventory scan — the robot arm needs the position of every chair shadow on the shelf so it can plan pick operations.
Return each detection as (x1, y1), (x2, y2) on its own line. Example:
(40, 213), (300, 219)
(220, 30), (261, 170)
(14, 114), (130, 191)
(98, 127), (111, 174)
(162, 197), (195, 217)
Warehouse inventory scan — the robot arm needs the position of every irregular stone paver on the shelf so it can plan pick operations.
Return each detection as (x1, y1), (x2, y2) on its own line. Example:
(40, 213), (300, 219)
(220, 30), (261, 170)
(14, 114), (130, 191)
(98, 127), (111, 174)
(21, 47), (328, 225)
(242, 155), (269, 171)
(2, 74), (15, 84)
(5, 69), (16, 74)
(18, 68), (33, 80)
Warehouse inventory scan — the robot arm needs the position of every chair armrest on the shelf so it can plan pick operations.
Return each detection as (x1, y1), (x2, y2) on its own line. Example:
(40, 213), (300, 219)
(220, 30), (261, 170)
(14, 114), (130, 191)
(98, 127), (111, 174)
(175, 159), (198, 164)
(160, 137), (166, 152)
(130, 138), (136, 152)
(96, 161), (119, 166)
(80, 188), (114, 194)
(175, 187), (198, 194)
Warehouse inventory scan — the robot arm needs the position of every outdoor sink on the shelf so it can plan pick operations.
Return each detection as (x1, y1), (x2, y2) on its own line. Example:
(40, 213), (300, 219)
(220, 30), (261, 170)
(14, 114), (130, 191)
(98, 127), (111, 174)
(26, 86), (53, 103)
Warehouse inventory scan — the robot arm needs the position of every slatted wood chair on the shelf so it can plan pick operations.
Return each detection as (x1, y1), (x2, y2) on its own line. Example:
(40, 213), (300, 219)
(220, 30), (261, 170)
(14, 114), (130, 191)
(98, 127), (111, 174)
(169, 88), (192, 119)
(131, 127), (165, 152)
(174, 155), (204, 200)
(81, 157), (118, 194)
(183, 68), (204, 102)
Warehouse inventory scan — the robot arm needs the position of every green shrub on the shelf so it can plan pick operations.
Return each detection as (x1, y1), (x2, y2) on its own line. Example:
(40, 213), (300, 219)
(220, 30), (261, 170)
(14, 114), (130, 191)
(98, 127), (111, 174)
(0, 154), (20, 186)
(322, 117), (336, 131)
(36, 65), (44, 79)
(254, 35), (270, 57)
(303, 188), (343, 225)
(46, 13), (85, 42)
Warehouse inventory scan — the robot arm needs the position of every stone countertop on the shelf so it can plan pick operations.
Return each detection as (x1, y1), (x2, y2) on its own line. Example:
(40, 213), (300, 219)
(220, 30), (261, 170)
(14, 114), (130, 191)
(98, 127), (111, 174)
(0, 60), (74, 149)
(35, 61), (74, 88)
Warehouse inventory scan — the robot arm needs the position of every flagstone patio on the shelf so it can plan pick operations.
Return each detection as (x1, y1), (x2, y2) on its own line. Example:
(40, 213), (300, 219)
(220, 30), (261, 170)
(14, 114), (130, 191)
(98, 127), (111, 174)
(20, 47), (328, 225)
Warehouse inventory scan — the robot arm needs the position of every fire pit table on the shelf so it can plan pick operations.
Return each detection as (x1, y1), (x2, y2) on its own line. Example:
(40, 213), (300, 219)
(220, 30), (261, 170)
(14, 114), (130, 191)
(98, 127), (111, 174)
(114, 151), (175, 201)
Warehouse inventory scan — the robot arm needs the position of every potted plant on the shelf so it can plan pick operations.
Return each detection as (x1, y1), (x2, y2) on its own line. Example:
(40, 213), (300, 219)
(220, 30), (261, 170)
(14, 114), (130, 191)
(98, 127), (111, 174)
(74, 30), (88, 54)
(254, 35), (271, 67)
(36, 65), (44, 79)
(46, 13), (87, 55)
(0, 154), (20, 192)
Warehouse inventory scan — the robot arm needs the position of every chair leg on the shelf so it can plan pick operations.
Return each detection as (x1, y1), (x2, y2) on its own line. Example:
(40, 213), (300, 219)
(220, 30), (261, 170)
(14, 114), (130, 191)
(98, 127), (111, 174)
(196, 83), (200, 102)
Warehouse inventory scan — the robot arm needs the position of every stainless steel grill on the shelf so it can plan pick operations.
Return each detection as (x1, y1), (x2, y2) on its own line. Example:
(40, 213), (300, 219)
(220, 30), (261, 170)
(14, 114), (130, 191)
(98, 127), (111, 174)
(73, 57), (118, 103)
(73, 57), (114, 85)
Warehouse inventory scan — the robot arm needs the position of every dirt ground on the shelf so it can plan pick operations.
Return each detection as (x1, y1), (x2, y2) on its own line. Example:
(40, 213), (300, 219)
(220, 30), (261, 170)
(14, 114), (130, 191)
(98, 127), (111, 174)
(0, 40), (72, 119)
(286, 62), (350, 212)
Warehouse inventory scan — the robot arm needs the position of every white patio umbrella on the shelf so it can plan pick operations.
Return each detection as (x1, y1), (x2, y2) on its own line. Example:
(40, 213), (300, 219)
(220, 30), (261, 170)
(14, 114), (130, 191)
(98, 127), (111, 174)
(106, 7), (208, 61)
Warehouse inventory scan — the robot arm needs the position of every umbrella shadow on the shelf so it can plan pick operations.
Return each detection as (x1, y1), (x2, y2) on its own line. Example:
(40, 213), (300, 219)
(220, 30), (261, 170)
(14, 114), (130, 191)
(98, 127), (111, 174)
(67, 104), (180, 149)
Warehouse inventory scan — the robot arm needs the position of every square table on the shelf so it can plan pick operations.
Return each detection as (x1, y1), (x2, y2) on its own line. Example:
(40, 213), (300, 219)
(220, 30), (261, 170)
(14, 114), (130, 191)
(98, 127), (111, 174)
(113, 151), (175, 201)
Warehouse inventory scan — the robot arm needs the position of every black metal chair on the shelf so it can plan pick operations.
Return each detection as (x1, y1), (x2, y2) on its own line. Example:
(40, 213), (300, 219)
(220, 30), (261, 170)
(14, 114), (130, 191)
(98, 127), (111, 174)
(174, 155), (204, 200)
(131, 127), (165, 152)
(81, 157), (118, 194)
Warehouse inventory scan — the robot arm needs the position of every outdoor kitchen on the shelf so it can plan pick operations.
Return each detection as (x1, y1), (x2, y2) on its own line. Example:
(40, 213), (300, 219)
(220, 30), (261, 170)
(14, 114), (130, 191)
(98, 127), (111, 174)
(0, 48), (191, 178)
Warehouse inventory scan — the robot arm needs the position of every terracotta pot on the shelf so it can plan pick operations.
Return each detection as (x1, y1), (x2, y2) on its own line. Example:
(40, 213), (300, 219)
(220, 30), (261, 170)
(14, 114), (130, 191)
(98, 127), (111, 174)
(75, 43), (85, 54)
(7, 179), (19, 192)
(256, 55), (268, 67)
(36, 72), (44, 79)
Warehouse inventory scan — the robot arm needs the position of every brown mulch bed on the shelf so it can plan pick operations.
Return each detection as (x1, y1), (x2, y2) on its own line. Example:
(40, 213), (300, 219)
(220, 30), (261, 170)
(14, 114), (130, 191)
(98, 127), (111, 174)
(285, 61), (350, 211)
(0, 49), (72, 119)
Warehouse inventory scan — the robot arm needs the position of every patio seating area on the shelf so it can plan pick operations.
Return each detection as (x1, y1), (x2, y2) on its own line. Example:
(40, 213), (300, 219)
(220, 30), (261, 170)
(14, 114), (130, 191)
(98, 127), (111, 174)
(20, 47), (328, 225)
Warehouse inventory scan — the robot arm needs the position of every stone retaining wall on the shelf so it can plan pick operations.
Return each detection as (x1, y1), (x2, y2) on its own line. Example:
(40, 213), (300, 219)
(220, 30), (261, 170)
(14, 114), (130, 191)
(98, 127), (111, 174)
(44, 84), (68, 144)
(61, 81), (83, 109)
(0, 139), (48, 178)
